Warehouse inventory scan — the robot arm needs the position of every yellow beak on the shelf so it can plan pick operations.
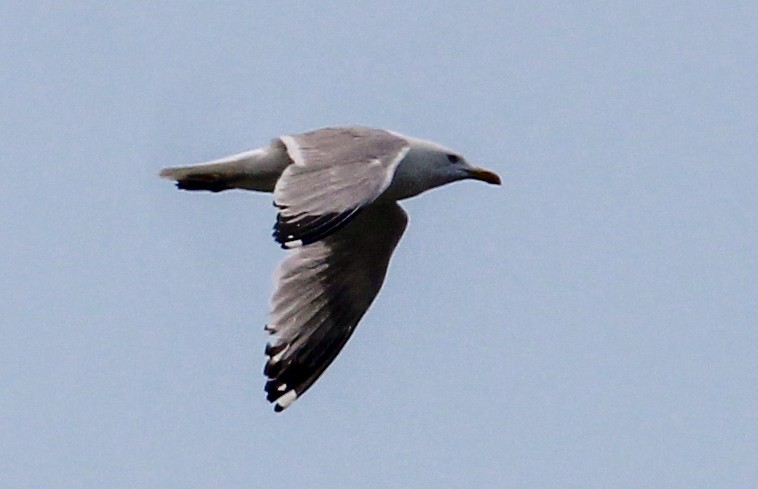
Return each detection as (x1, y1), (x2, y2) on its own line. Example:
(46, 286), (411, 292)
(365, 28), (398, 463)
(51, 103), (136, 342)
(466, 167), (501, 185)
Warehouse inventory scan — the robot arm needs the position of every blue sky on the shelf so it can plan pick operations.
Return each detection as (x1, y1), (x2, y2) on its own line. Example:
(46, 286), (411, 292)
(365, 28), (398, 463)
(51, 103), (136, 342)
(1, 2), (756, 488)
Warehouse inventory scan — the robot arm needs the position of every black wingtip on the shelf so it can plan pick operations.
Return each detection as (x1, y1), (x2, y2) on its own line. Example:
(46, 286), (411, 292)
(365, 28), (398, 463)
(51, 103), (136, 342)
(263, 359), (285, 378)
(175, 176), (230, 192)
(272, 208), (362, 247)
(264, 386), (278, 402)
(264, 342), (286, 357)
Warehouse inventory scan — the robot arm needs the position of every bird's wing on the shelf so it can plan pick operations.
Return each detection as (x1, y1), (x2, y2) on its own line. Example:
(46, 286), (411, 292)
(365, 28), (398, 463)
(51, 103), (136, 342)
(264, 202), (408, 412)
(273, 126), (410, 248)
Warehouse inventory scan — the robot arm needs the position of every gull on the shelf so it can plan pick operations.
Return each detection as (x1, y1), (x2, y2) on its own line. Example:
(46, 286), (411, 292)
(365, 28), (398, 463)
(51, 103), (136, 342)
(160, 126), (500, 411)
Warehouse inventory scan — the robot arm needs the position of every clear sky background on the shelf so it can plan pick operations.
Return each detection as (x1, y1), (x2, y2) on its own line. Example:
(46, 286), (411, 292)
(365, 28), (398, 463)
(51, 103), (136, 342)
(1, 2), (755, 488)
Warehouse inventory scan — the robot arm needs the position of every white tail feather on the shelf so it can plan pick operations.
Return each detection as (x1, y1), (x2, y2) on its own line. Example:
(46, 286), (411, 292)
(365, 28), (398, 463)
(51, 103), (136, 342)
(159, 144), (289, 193)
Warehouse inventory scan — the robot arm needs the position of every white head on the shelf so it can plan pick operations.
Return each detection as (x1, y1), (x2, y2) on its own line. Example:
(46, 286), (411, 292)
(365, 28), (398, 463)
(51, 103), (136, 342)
(388, 133), (501, 201)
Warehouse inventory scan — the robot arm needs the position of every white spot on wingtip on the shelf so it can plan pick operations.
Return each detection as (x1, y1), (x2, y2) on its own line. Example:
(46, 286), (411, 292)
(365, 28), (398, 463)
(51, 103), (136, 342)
(277, 383), (288, 392)
(271, 345), (289, 363)
(276, 390), (298, 410)
(284, 239), (303, 249)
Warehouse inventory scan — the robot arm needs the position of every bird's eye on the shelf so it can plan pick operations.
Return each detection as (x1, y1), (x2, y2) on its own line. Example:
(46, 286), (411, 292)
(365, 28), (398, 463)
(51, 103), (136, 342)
(446, 154), (461, 163)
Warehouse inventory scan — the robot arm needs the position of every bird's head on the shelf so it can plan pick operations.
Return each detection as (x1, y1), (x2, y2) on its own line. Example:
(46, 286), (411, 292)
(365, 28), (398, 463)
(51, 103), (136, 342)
(436, 150), (502, 186)
(390, 134), (501, 199)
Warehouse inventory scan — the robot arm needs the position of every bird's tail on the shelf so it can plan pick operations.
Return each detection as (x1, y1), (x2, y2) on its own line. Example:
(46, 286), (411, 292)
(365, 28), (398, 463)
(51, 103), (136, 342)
(159, 145), (288, 193)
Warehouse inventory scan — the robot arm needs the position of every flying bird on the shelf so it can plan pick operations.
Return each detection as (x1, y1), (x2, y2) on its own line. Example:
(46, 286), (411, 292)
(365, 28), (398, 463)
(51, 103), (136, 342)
(160, 126), (500, 411)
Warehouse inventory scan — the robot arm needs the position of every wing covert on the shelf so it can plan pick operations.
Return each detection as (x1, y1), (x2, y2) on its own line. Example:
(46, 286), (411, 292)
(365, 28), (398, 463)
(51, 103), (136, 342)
(273, 126), (409, 248)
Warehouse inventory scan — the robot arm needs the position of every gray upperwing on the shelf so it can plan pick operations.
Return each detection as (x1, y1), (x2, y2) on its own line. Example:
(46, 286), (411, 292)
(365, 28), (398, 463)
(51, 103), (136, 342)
(273, 126), (410, 248)
(264, 202), (409, 411)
